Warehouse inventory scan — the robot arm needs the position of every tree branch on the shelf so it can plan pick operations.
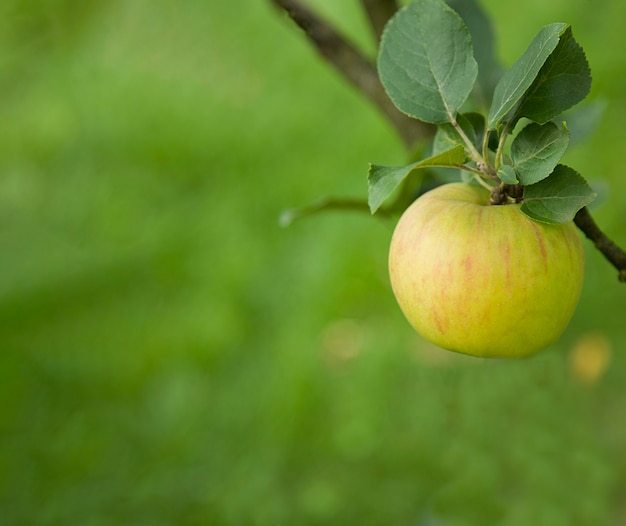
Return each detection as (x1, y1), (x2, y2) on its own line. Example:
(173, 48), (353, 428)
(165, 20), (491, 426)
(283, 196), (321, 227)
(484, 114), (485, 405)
(360, 0), (400, 43)
(574, 206), (626, 282)
(271, 1), (626, 283)
(270, 0), (434, 149)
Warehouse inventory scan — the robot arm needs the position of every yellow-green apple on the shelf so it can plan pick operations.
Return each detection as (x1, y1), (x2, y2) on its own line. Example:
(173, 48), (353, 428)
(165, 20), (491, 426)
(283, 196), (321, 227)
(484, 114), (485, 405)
(388, 182), (584, 358)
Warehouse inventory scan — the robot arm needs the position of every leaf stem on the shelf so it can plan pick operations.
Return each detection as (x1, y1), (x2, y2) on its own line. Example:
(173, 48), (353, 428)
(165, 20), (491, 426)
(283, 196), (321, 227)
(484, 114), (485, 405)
(481, 124), (491, 163)
(494, 124), (510, 171)
(449, 114), (483, 164)
(473, 174), (495, 192)
(460, 165), (486, 176)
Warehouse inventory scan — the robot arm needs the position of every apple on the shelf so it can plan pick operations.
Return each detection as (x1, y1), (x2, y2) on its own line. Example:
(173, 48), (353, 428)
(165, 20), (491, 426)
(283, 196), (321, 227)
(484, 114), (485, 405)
(388, 182), (584, 358)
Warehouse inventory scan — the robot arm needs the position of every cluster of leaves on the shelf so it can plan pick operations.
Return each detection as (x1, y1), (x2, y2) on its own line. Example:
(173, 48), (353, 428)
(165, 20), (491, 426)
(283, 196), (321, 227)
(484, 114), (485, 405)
(369, 0), (597, 224)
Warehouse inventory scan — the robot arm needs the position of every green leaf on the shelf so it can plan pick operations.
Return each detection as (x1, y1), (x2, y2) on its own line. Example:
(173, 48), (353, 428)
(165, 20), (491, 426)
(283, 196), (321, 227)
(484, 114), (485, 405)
(368, 145), (466, 213)
(447, 0), (502, 104)
(497, 165), (518, 184)
(377, 0), (478, 124)
(510, 121), (570, 185)
(487, 23), (567, 129)
(515, 27), (591, 123)
(521, 164), (596, 224)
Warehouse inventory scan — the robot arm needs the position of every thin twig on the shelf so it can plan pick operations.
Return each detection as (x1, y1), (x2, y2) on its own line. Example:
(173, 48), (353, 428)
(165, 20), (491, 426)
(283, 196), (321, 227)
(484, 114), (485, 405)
(270, 0), (434, 149)
(360, 0), (400, 43)
(279, 197), (383, 226)
(575, 206), (626, 282)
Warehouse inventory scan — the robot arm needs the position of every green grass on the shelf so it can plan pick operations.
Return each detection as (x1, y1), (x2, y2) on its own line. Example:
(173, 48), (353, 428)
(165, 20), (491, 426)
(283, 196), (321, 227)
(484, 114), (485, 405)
(0, 0), (625, 524)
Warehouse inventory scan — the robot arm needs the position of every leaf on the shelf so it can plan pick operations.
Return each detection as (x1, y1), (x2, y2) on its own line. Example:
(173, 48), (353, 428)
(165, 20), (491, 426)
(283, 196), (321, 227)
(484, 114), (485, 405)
(515, 26), (591, 123)
(510, 121), (570, 185)
(377, 0), (478, 124)
(521, 164), (596, 224)
(447, 0), (502, 104)
(497, 165), (518, 184)
(368, 145), (466, 213)
(487, 23), (567, 129)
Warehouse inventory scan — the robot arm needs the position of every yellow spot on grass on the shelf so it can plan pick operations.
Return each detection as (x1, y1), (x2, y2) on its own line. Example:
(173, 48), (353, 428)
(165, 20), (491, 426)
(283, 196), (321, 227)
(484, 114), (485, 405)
(320, 319), (365, 370)
(569, 332), (612, 386)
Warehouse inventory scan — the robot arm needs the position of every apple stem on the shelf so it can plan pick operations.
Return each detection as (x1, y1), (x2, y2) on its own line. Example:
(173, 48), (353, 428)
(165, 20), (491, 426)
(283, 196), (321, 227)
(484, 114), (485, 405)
(489, 184), (508, 205)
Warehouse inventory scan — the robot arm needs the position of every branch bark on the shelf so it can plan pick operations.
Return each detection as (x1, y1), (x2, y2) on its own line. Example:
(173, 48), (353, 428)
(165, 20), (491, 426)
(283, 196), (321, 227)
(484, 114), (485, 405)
(360, 0), (400, 43)
(270, 0), (434, 149)
(271, 0), (626, 282)
(575, 206), (626, 282)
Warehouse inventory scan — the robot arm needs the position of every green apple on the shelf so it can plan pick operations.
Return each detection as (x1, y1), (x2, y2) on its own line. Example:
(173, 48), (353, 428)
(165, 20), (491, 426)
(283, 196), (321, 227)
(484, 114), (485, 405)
(388, 182), (584, 358)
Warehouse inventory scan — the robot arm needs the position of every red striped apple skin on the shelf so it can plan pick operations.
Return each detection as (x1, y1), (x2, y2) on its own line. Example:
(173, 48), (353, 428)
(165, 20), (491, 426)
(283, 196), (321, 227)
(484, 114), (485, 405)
(388, 183), (584, 358)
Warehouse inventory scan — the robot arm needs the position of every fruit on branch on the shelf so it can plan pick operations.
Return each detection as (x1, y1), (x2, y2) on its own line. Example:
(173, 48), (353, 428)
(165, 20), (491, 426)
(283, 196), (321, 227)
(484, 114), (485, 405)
(388, 183), (584, 358)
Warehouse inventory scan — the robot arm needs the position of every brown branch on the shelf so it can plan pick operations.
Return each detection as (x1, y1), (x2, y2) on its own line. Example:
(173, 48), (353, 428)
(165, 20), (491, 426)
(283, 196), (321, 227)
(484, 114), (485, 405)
(575, 206), (626, 282)
(360, 0), (400, 43)
(270, 0), (434, 149)
(271, 1), (626, 282)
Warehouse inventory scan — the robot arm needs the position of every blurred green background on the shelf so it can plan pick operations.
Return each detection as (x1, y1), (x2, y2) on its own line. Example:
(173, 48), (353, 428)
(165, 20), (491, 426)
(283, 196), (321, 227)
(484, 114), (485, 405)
(1, 0), (625, 524)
